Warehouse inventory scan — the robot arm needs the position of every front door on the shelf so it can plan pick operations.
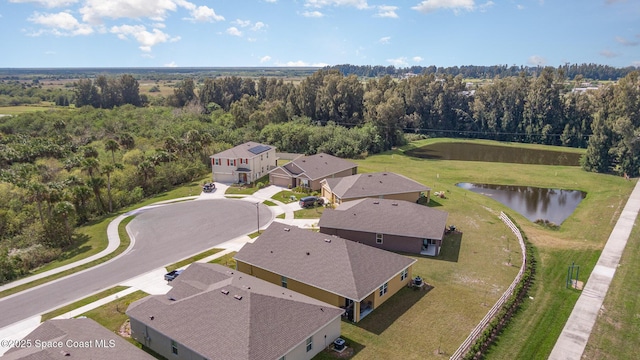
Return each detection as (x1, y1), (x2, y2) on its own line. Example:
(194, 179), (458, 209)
(239, 173), (247, 183)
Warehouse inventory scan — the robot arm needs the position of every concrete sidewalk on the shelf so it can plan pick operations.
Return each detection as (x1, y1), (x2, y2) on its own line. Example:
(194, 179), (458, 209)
(549, 179), (640, 360)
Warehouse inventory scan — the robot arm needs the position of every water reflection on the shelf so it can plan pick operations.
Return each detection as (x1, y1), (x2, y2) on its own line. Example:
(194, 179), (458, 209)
(456, 183), (586, 225)
(406, 142), (582, 166)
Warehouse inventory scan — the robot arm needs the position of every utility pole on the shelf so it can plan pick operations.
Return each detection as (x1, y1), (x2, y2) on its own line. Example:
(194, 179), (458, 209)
(256, 202), (260, 235)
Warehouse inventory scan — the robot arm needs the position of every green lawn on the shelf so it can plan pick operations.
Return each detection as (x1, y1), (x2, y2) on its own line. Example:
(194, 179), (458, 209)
(41, 286), (129, 321)
(337, 138), (634, 359)
(271, 190), (307, 204)
(208, 251), (237, 269)
(165, 248), (223, 272)
(80, 290), (149, 333)
(263, 200), (277, 206)
(294, 205), (325, 219)
(0, 104), (63, 115)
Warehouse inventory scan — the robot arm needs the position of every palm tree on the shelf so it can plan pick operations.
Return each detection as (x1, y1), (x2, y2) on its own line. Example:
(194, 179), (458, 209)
(101, 164), (115, 213)
(53, 201), (76, 246)
(104, 139), (120, 164)
(26, 182), (48, 225)
(70, 185), (92, 224)
(81, 158), (100, 178)
(86, 177), (106, 214)
(137, 160), (156, 190)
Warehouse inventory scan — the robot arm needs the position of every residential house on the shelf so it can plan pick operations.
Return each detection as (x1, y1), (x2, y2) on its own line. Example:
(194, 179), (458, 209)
(210, 141), (276, 183)
(318, 198), (449, 256)
(2, 318), (154, 360)
(127, 263), (343, 360)
(235, 223), (417, 322)
(321, 172), (431, 205)
(269, 153), (357, 190)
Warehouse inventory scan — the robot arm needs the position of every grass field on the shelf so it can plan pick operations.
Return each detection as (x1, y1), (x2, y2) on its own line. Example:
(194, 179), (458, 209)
(40, 286), (129, 321)
(339, 138), (634, 359)
(0, 103), (66, 115)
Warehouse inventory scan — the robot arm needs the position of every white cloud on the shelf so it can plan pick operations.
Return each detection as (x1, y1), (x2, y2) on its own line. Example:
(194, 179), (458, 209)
(260, 55), (271, 63)
(412, 56), (423, 62)
(164, 61), (177, 67)
(412, 0), (475, 14)
(80, 0), (222, 24)
(28, 11), (93, 36)
(375, 5), (398, 18)
(252, 21), (266, 31)
(9, 0), (79, 8)
(517, 4), (525, 10)
(234, 19), (252, 27)
(110, 24), (178, 52)
(616, 36), (638, 46)
(305, 0), (369, 10)
(188, 5), (224, 22)
(302, 11), (324, 17)
(387, 57), (408, 66)
(479, 1), (494, 11)
(599, 50), (618, 58)
(379, 36), (391, 44)
(153, 22), (166, 28)
(527, 55), (547, 65)
(226, 27), (242, 36)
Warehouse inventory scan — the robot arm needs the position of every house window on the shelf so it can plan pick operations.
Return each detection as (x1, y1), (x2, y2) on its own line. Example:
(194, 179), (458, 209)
(300, 179), (309, 188)
(401, 268), (408, 281)
(214, 158), (220, 166)
(306, 337), (313, 352)
(376, 233), (383, 244)
(279, 357), (285, 360)
(379, 282), (388, 297)
(171, 340), (178, 355)
(261, 154), (263, 161)
(281, 276), (288, 288)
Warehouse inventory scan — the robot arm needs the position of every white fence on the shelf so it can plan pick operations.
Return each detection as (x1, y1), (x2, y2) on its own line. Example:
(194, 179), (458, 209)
(449, 212), (527, 360)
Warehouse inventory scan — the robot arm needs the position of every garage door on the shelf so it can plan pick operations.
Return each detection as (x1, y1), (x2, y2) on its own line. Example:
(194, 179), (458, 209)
(270, 174), (291, 188)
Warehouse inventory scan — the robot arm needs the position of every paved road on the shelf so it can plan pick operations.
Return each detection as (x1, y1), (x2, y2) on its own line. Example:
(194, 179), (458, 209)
(0, 199), (272, 328)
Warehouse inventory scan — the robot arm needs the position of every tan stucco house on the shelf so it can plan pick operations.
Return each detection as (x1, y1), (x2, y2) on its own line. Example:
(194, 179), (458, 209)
(127, 263), (342, 360)
(269, 153), (357, 190)
(210, 141), (276, 184)
(234, 223), (417, 322)
(319, 198), (449, 256)
(321, 172), (431, 205)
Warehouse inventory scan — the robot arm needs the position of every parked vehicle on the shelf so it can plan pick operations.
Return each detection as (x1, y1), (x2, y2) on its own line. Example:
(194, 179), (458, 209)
(164, 269), (183, 281)
(202, 182), (216, 193)
(299, 196), (323, 208)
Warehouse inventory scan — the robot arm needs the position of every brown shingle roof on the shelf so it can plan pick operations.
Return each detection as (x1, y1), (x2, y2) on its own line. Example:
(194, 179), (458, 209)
(234, 223), (416, 301)
(210, 141), (274, 159)
(2, 318), (154, 360)
(280, 153), (357, 181)
(126, 263), (342, 360)
(318, 198), (449, 240)
(322, 172), (430, 199)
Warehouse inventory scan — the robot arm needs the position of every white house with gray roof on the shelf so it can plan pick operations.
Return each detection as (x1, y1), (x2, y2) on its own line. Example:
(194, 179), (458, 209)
(127, 263), (343, 360)
(319, 198), (449, 256)
(210, 141), (276, 184)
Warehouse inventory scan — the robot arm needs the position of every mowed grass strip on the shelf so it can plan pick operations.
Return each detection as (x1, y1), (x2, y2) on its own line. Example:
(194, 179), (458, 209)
(208, 251), (237, 269)
(341, 139), (634, 359)
(582, 217), (640, 360)
(165, 248), (223, 272)
(80, 290), (149, 333)
(40, 286), (129, 322)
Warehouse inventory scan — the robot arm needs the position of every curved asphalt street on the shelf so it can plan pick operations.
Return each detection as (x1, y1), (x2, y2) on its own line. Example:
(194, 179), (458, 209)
(0, 199), (272, 329)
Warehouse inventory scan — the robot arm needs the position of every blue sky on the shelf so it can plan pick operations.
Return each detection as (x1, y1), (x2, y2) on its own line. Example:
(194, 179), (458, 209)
(0, 0), (638, 68)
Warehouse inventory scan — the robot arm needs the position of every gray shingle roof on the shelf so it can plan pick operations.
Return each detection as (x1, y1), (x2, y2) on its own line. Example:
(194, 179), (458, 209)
(280, 153), (357, 181)
(210, 141), (274, 159)
(2, 318), (154, 360)
(322, 172), (430, 199)
(318, 198), (449, 240)
(234, 223), (416, 301)
(126, 263), (342, 360)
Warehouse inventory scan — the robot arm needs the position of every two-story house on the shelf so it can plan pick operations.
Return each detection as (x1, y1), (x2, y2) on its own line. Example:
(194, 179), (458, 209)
(210, 142), (276, 184)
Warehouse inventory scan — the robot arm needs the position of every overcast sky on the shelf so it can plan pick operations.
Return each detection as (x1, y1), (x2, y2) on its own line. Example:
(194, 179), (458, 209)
(1, 0), (639, 68)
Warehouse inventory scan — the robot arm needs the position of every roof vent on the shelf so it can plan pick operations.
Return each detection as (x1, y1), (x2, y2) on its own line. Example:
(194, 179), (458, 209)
(234, 295), (243, 300)
(368, 174), (372, 177)
(306, 252), (310, 255)
(284, 228), (290, 232)
(221, 289), (229, 295)
(60, 350), (70, 357)
(149, 316), (155, 320)
(373, 201), (379, 204)
(324, 239), (331, 243)
(302, 160), (306, 162)
(383, 173), (388, 175)
(168, 296), (176, 301)
(392, 202), (398, 206)
(379, 180), (383, 183)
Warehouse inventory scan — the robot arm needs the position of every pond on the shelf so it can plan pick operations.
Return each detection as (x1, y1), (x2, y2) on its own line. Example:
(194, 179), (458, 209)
(406, 142), (582, 166)
(456, 183), (586, 225)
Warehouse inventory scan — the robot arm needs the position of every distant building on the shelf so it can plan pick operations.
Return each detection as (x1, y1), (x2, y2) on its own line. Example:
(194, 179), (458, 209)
(319, 198), (449, 256)
(210, 141), (276, 183)
(127, 263), (343, 360)
(2, 318), (154, 360)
